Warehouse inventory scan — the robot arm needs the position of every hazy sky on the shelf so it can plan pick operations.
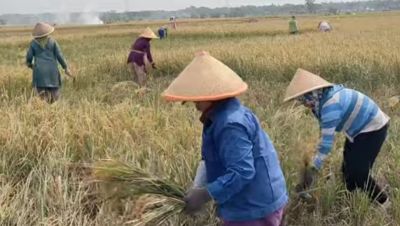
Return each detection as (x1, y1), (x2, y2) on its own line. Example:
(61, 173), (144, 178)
(1, 0), (355, 14)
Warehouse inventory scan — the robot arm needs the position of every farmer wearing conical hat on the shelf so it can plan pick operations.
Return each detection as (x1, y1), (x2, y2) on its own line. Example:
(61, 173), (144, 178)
(318, 21), (332, 32)
(127, 27), (158, 87)
(26, 22), (73, 103)
(158, 26), (168, 40)
(284, 69), (390, 208)
(162, 51), (288, 226)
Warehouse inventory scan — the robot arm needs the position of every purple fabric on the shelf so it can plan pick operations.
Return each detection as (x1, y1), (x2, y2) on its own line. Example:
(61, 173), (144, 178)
(127, 37), (153, 66)
(223, 207), (284, 226)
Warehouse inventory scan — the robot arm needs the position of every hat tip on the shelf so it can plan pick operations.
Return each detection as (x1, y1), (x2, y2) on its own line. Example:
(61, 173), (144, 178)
(195, 51), (209, 57)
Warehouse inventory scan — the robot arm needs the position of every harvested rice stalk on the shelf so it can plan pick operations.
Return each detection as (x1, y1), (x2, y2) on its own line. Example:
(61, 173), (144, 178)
(92, 159), (186, 225)
(388, 96), (400, 108)
(127, 197), (184, 226)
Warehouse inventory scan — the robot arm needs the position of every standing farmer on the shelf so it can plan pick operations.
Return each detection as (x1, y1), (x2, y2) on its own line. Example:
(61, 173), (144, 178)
(289, 16), (299, 35)
(26, 22), (73, 103)
(169, 16), (177, 30)
(127, 27), (158, 87)
(162, 51), (288, 226)
(158, 26), (168, 39)
(284, 69), (391, 208)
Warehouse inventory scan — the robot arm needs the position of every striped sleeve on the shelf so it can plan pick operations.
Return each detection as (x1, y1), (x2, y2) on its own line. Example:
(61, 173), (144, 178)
(313, 96), (342, 169)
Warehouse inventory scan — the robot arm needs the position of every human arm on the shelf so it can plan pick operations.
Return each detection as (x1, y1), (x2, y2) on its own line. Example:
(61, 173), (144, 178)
(206, 124), (256, 204)
(26, 43), (34, 68)
(184, 160), (209, 214)
(312, 103), (342, 170)
(145, 42), (154, 64)
(297, 102), (342, 194)
(54, 40), (72, 77)
(192, 160), (207, 188)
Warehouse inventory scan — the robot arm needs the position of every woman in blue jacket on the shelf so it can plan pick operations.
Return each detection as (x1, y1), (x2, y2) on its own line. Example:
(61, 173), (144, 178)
(162, 51), (288, 226)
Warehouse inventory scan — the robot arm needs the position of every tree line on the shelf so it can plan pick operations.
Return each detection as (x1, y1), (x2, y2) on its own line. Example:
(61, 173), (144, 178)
(99, 0), (400, 23)
(1, 0), (399, 25)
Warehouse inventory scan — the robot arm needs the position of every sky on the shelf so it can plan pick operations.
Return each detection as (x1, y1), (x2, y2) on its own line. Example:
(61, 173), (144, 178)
(0, 0), (356, 15)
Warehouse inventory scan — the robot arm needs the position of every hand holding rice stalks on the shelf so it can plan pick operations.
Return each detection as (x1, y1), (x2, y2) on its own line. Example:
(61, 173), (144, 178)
(92, 159), (186, 226)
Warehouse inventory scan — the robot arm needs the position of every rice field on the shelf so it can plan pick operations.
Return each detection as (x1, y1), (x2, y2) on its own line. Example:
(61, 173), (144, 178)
(0, 12), (399, 225)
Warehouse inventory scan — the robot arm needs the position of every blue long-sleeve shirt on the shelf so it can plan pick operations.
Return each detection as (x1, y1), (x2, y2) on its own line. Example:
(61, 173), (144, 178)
(313, 85), (389, 169)
(201, 98), (288, 221)
(207, 124), (256, 203)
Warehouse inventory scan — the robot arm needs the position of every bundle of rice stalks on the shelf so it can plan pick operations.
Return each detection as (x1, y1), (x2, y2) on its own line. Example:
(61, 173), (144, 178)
(102, 81), (139, 104)
(92, 159), (186, 226)
(388, 96), (400, 108)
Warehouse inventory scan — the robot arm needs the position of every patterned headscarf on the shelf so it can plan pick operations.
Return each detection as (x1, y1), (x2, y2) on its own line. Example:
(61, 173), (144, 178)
(297, 89), (324, 118)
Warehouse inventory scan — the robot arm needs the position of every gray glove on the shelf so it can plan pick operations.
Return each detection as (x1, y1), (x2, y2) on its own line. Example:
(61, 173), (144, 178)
(295, 165), (318, 200)
(183, 188), (211, 215)
(192, 160), (207, 189)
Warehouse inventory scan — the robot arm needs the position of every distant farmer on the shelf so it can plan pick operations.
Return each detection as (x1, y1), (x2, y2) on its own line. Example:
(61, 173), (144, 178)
(284, 69), (391, 209)
(169, 16), (177, 30)
(127, 27), (158, 87)
(162, 51), (288, 226)
(318, 21), (332, 32)
(158, 26), (168, 39)
(26, 22), (73, 103)
(289, 16), (298, 34)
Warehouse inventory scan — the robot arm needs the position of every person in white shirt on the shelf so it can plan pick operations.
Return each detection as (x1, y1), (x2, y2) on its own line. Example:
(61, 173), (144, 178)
(318, 21), (332, 32)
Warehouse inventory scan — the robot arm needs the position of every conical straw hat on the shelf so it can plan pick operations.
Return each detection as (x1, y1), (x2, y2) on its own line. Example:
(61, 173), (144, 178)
(139, 27), (159, 39)
(32, 22), (54, 38)
(162, 51), (248, 102)
(284, 68), (333, 102)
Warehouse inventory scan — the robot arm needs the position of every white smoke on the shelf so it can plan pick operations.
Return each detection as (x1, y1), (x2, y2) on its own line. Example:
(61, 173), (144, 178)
(76, 12), (104, 25)
(54, 0), (103, 25)
(53, 12), (103, 25)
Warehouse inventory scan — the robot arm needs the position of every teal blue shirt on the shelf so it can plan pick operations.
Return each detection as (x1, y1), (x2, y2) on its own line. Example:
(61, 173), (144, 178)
(26, 37), (68, 88)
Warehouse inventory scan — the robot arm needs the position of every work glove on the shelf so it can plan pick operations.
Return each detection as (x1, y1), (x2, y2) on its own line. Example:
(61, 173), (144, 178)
(296, 164), (318, 195)
(183, 188), (211, 215)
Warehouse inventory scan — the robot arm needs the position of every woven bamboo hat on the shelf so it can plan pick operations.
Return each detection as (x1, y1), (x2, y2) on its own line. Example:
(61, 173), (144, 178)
(139, 27), (159, 39)
(32, 22), (54, 38)
(284, 68), (333, 102)
(162, 51), (248, 102)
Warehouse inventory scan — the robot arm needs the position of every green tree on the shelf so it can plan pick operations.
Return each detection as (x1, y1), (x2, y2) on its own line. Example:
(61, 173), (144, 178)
(305, 0), (316, 13)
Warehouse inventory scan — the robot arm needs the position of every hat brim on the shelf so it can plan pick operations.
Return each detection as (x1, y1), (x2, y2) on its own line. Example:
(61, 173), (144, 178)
(33, 27), (55, 38)
(162, 84), (248, 102)
(139, 34), (159, 39)
(283, 83), (333, 102)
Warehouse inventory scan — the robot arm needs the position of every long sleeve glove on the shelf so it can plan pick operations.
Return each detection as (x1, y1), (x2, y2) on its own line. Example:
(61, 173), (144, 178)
(192, 160), (207, 189)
